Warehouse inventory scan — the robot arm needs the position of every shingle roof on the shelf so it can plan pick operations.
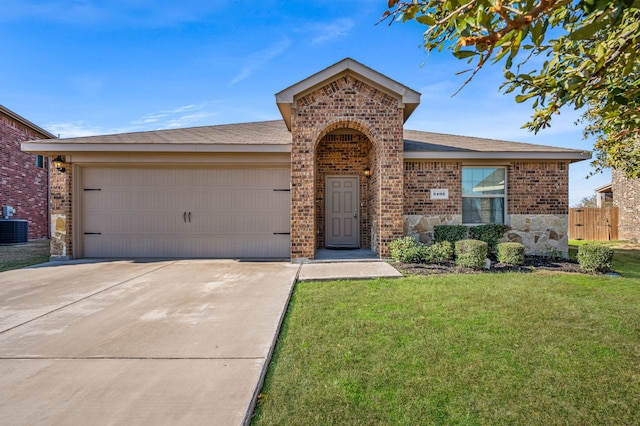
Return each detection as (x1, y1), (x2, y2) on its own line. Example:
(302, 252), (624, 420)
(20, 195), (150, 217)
(403, 129), (581, 153)
(22, 119), (590, 161)
(47, 120), (291, 145)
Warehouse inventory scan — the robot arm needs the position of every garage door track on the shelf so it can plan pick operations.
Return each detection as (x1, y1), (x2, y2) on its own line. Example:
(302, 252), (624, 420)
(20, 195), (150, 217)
(0, 259), (299, 425)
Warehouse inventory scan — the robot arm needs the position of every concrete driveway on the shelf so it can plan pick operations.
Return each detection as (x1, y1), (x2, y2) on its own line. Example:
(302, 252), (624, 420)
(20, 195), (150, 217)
(0, 259), (300, 425)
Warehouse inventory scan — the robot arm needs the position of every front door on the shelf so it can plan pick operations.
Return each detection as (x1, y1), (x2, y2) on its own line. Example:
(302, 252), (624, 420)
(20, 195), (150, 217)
(326, 176), (360, 248)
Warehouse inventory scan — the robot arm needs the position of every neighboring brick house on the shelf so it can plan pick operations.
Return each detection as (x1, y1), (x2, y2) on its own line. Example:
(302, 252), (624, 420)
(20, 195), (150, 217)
(611, 170), (640, 241)
(23, 58), (589, 261)
(1, 104), (55, 240)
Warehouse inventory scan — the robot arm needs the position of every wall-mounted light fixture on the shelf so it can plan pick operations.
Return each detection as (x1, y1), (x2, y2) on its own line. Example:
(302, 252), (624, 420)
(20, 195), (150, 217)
(364, 167), (372, 178)
(52, 156), (66, 173)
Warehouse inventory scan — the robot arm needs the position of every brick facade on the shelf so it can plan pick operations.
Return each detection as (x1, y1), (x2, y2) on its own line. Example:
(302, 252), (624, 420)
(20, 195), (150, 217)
(508, 161), (569, 215)
(290, 74), (405, 260)
(403, 160), (571, 254)
(404, 161), (462, 216)
(612, 169), (640, 241)
(0, 109), (51, 240)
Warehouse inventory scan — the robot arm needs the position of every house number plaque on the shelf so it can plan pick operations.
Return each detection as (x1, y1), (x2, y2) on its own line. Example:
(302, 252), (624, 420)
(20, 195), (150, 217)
(430, 189), (449, 200)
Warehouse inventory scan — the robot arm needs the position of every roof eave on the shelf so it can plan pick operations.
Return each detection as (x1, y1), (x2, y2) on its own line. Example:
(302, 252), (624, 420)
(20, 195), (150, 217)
(21, 142), (292, 154)
(403, 151), (592, 163)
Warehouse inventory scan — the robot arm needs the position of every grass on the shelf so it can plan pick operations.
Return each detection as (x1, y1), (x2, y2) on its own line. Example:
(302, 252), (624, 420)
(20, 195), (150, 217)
(0, 240), (50, 272)
(253, 245), (640, 425)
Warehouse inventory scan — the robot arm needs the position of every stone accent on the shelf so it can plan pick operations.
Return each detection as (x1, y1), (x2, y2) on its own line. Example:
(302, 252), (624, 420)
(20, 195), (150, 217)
(49, 162), (73, 260)
(506, 214), (568, 255)
(0, 109), (50, 239)
(404, 214), (462, 244)
(612, 169), (640, 242)
(290, 74), (404, 260)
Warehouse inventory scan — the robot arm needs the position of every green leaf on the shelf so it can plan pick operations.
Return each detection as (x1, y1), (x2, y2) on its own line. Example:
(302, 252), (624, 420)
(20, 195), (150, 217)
(452, 50), (476, 59)
(416, 14), (436, 26)
(515, 93), (537, 103)
(569, 20), (607, 41)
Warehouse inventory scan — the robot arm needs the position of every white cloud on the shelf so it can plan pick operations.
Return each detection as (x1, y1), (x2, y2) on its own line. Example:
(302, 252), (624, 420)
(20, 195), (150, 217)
(49, 101), (221, 138)
(231, 38), (292, 85)
(47, 122), (103, 138)
(310, 18), (355, 45)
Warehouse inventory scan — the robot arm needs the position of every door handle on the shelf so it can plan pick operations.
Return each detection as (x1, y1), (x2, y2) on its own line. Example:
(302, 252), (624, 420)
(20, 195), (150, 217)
(183, 212), (187, 223)
(188, 212), (192, 223)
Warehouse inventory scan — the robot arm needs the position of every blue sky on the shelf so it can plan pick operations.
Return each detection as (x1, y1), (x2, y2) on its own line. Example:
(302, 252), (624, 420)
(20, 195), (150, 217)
(1, 0), (609, 205)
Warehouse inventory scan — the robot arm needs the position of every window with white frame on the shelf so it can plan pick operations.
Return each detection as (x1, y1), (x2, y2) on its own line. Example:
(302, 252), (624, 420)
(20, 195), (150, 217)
(35, 154), (45, 169)
(462, 167), (506, 224)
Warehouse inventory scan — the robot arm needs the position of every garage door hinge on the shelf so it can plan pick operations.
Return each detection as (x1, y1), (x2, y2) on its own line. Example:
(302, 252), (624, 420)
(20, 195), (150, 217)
(273, 232), (291, 235)
(273, 189), (290, 192)
(84, 232), (102, 235)
(83, 188), (102, 191)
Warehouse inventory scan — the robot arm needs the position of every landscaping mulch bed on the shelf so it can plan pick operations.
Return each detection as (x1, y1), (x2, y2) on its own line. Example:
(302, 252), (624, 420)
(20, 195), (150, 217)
(395, 255), (585, 275)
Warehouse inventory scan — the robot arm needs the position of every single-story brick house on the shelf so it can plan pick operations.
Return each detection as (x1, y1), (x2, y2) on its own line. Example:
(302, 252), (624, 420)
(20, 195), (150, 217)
(1, 104), (56, 240)
(23, 58), (589, 261)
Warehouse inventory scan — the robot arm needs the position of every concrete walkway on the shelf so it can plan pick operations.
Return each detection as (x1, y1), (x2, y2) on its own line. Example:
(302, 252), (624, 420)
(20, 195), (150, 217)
(298, 261), (402, 281)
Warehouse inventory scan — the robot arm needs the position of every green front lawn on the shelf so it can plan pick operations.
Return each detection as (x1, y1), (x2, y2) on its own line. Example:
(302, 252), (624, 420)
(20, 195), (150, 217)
(253, 247), (640, 425)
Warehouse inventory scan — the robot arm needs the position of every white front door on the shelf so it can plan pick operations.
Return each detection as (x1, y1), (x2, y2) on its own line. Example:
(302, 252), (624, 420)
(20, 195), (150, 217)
(326, 176), (359, 248)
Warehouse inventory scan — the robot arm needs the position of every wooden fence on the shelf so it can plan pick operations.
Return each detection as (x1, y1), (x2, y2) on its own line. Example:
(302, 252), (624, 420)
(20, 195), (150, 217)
(569, 207), (619, 241)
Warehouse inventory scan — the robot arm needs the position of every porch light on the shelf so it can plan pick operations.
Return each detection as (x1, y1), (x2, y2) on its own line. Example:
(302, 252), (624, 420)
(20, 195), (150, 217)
(364, 167), (371, 178)
(52, 156), (66, 173)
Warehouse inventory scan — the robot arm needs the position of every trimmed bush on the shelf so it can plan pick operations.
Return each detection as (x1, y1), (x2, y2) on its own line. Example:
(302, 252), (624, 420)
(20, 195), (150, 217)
(390, 237), (423, 263)
(455, 239), (488, 269)
(497, 242), (525, 265)
(469, 224), (511, 259)
(434, 225), (468, 245)
(423, 241), (454, 264)
(577, 244), (614, 273)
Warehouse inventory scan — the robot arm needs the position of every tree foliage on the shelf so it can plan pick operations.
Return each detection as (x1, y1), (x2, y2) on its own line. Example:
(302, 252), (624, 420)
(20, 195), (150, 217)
(382, 0), (640, 178)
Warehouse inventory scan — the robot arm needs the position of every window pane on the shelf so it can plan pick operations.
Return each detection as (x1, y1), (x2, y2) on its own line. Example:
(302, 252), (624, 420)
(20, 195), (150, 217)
(462, 197), (504, 224)
(462, 167), (505, 195)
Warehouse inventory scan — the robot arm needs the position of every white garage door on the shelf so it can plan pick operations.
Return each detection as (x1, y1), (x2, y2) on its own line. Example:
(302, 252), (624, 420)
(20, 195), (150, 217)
(82, 167), (290, 258)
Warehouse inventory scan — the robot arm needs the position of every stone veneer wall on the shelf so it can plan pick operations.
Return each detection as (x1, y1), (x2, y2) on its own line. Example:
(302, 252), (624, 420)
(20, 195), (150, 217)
(315, 133), (372, 248)
(612, 169), (640, 241)
(49, 162), (73, 260)
(290, 74), (405, 260)
(0, 111), (50, 239)
(403, 160), (571, 254)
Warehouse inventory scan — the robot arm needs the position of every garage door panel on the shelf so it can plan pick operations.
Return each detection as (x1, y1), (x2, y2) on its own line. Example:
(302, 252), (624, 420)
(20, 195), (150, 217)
(82, 167), (290, 258)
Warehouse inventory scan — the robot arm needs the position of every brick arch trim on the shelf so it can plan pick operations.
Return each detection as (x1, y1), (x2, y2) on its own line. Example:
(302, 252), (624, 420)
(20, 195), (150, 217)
(311, 118), (381, 153)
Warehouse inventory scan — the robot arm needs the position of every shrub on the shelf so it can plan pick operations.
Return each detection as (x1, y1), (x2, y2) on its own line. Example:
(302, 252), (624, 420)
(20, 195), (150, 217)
(497, 242), (525, 265)
(390, 237), (423, 263)
(423, 241), (454, 264)
(577, 244), (614, 273)
(455, 239), (488, 269)
(468, 224), (511, 259)
(434, 225), (468, 245)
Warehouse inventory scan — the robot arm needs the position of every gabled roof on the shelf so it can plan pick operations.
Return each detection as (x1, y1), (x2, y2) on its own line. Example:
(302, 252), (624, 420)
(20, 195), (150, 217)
(22, 119), (590, 162)
(0, 104), (56, 139)
(275, 58), (421, 130)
